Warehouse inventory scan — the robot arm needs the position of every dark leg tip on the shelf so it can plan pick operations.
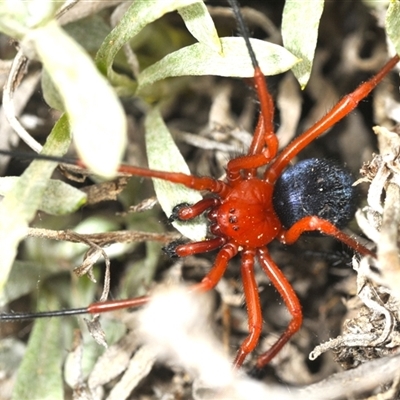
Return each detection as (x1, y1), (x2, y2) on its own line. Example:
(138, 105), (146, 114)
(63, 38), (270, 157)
(247, 363), (275, 380)
(168, 203), (191, 223)
(248, 365), (266, 380)
(162, 240), (186, 258)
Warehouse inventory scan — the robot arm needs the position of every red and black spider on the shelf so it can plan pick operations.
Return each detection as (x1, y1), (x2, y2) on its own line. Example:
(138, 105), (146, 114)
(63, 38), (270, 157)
(1, 0), (399, 373)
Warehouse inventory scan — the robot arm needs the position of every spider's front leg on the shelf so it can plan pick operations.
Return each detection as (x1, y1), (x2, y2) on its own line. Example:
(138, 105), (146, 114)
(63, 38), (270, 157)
(226, 69), (279, 182)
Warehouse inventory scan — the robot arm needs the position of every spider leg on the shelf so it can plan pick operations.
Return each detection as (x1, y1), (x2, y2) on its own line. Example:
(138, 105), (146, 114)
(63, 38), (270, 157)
(227, 1), (278, 178)
(279, 216), (375, 258)
(169, 198), (220, 222)
(266, 55), (400, 182)
(255, 247), (302, 369)
(110, 163), (231, 197)
(88, 241), (235, 313)
(165, 237), (226, 257)
(87, 296), (149, 313)
(227, 67), (278, 183)
(190, 242), (238, 292)
(233, 249), (263, 368)
(85, 238), (234, 313)
(249, 67), (278, 158)
(1, 243), (237, 321)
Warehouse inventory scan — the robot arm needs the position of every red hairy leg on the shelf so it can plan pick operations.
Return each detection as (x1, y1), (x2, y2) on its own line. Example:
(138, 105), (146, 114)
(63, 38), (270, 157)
(173, 198), (220, 220)
(266, 55), (400, 183)
(188, 242), (238, 293)
(233, 249), (263, 368)
(280, 216), (375, 258)
(255, 247), (302, 368)
(86, 242), (238, 314)
(173, 237), (226, 257)
(227, 68), (279, 181)
(77, 160), (231, 197)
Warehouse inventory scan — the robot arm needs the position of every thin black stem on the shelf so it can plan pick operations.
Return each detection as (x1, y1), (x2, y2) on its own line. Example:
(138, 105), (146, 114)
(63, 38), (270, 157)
(0, 149), (77, 166)
(227, 0), (259, 70)
(0, 307), (89, 321)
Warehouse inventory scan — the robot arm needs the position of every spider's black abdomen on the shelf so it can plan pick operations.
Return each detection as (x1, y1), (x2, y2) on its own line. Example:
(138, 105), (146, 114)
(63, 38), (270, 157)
(272, 158), (357, 230)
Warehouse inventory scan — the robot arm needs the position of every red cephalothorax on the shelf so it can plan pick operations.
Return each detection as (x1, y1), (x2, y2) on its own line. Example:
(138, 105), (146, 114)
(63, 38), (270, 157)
(212, 179), (280, 248)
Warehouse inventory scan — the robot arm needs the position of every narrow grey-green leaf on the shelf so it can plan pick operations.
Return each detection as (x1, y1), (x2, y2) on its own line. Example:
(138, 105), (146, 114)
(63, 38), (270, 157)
(40, 179), (86, 214)
(95, 0), (200, 92)
(137, 37), (298, 91)
(178, 2), (222, 53)
(121, 239), (162, 299)
(12, 291), (63, 400)
(64, 14), (111, 53)
(386, 1), (400, 56)
(0, 177), (87, 215)
(28, 20), (127, 178)
(0, 0), (59, 39)
(0, 114), (71, 300)
(282, 0), (324, 88)
(41, 69), (64, 111)
(42, 15), (111, 112)
(145, 107), (207, 241)
(1, 261), (55, 306)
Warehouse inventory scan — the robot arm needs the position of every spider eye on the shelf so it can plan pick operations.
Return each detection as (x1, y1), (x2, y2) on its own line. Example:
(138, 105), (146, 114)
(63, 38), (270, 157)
(272, 158), (358, 230)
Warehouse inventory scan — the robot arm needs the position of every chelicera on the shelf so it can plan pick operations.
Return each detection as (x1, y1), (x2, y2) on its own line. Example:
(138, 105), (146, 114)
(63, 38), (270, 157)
(1, 0), (399, 371)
